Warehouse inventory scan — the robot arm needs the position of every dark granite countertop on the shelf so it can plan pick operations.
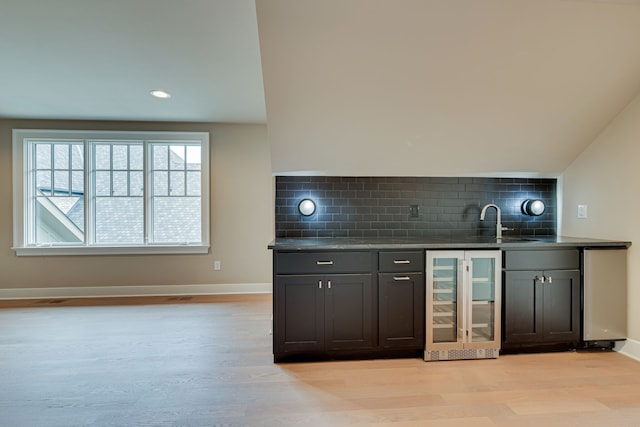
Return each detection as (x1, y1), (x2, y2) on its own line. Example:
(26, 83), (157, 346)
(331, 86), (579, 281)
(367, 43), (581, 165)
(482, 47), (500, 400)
(268, 235), (631, 250)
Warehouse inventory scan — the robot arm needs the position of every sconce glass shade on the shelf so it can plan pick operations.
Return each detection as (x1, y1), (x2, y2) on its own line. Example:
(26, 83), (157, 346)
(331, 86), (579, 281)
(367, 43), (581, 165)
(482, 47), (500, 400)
(522, 199), (545, 216)
(298, 199), (316, 216)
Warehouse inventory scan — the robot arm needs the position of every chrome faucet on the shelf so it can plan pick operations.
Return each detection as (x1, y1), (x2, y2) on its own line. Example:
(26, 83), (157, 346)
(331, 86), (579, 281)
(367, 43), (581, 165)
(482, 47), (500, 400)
(480, 203), (508, 239)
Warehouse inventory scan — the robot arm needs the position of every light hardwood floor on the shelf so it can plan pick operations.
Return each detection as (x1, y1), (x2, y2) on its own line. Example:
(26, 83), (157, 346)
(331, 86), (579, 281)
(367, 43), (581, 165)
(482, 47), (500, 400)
(1, 294), (640, 426)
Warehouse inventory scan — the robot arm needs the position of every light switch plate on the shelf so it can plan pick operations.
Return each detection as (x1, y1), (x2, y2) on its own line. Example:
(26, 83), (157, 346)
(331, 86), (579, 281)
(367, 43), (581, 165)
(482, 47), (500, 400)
(577, 204), (588, 219)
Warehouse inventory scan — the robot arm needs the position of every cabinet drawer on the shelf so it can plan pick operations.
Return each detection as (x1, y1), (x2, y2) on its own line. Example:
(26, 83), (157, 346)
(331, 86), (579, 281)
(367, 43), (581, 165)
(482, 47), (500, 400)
(379, 251), (424, 272)
(504, 249), (579, 270)
(276, 251), (372, 274)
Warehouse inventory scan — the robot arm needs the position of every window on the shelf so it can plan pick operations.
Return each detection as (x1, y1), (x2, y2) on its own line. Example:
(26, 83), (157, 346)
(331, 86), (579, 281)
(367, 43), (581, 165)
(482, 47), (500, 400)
(13, 130), (210, 256)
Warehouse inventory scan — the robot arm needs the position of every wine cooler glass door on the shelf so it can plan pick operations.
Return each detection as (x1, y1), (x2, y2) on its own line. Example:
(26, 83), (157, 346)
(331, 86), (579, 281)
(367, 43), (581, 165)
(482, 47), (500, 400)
(468, 256), (495, 342)
(427, 252), (464, 348)
(466, 252), (501, 349)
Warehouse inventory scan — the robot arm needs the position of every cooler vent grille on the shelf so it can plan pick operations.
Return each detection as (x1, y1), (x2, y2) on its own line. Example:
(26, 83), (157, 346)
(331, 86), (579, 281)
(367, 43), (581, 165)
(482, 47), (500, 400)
(425, 348), (499, 362)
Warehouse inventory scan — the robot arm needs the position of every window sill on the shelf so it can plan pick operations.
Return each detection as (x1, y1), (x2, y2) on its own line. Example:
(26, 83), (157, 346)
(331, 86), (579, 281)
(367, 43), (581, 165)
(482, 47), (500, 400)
(12, 245), (210, 257)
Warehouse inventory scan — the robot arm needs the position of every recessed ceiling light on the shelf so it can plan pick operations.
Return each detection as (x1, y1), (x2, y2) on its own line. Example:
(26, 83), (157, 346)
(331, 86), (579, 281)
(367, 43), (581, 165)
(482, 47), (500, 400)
(150, 89), (171, 99)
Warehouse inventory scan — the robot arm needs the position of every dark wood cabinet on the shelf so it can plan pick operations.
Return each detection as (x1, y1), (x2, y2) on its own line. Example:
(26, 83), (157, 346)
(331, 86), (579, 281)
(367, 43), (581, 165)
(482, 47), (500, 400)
(274, 274), (324, 355)
(502, 250), (581, 349)
(273, 249), (428, 361)
(378, 251), (424, 350)
(542, 270), (581, 341)
(378, 272), (424, 349)
(324, 274), (373, 350)
(273, 251), (374, 361)
(271, 241), (627, 361)
(274, 273), (373, 357)
(276, 251), (372, 275)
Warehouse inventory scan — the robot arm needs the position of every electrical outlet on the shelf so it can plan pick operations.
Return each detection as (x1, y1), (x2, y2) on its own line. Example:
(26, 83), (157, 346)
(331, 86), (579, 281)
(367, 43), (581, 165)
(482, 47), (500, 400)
(214, 260), (221, 270)
(577, 204), (588, 219)
(409, 204), (419, 218)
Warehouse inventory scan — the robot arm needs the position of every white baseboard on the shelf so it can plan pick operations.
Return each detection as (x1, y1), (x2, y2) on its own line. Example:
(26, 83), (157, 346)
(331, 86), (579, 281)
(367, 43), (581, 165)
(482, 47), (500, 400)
(0, 283), (272, 300)
(615, 338), (640, 362)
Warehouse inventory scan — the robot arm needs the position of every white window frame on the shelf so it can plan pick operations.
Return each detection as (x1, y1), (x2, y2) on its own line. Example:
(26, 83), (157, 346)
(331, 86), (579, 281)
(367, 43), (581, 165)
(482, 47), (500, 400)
(12, 129), (210, 256)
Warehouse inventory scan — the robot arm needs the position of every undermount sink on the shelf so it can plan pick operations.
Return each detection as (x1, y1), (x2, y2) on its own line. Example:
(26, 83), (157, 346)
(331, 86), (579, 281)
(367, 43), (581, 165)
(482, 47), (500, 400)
(446, 235), (546, 244)
(499, 236), (545, 243)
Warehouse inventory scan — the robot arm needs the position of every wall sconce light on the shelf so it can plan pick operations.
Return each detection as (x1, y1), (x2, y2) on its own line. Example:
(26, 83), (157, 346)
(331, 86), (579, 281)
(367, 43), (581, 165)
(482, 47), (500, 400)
(298, 198), (317, 216)
(522, 199), (545, 216)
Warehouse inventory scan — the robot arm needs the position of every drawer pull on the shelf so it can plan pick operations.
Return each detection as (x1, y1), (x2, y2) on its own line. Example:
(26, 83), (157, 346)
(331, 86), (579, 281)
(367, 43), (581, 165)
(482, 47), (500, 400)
(316, 261), (334, 265)
(393, 260), (411, 264)
(393, 276), (411, 281)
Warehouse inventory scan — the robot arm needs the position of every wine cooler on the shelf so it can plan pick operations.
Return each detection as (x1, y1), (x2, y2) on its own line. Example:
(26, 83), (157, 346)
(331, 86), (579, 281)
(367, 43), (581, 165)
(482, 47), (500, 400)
(425, 250), (501, 361)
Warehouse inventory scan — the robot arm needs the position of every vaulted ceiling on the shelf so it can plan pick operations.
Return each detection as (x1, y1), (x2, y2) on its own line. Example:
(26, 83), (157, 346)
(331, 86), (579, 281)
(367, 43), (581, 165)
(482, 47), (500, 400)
(3, 1), (640, 176)
(257, 0), (640, 176)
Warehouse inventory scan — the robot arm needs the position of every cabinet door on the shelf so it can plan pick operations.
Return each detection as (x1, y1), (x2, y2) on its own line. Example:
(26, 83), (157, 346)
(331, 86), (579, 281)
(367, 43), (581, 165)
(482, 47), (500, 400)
(378, 272), (425, 349)
(542, 269), (580, 342)
(325, 274), (373, 350)
(274, 275), (324, 355)
(426, 251), (464, 350)
(466, 252), (501, 349)
(503, 270), (542, 345)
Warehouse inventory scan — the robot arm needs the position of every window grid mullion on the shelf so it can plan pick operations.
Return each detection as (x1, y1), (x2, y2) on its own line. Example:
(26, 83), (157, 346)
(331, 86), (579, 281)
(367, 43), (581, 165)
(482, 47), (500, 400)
(85, 140), (93, 246)
(28, 142), (38, 244)
(182, 147), (187, 197)
(49, 144), (54, 196)
(67, 144), (72, 197)
(144, 142), (150, 244)
(110, 145), (114, 197)
(167, 144), (171, 197)
(129, 149), (132, 195)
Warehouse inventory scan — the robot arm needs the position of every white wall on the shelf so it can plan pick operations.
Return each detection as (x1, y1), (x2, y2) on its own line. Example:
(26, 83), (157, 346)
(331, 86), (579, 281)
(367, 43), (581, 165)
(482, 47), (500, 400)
(562, 92), (640, 341)
(0, 119), (274, 297)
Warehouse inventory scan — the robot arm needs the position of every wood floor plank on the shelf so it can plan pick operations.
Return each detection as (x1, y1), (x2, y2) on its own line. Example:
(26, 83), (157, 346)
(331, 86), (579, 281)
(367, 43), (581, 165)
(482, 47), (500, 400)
(1, 294), (640, 426)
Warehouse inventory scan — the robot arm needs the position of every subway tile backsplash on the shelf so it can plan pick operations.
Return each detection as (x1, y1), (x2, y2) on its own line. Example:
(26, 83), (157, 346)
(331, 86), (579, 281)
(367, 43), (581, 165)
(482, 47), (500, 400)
(275, 176), (557, 239)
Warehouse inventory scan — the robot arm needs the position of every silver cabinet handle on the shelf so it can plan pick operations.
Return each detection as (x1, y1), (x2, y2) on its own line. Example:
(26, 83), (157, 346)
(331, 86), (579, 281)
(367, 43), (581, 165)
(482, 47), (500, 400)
(327, 280), (332, 289)
(536, 275), (545, 284)
(316, 261), (334, 265)
(318, 280), (322, 289)
(393, 260), (411, 264)
(393, 276), (411, 281)
(548, 275), (552, 284)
